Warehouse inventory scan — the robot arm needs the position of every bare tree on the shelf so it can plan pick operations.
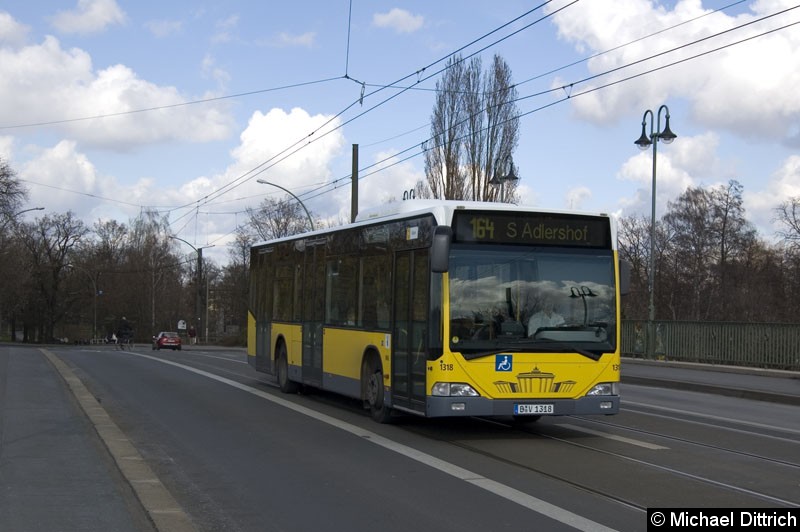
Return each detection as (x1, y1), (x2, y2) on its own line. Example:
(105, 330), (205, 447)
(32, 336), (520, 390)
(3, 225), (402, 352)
(775, 196), (800, 250)
(425, 56), (468, 200)
(617, 214), (651, 319)
(17, 212), (88, 341)
(0, 158), (28, 222)
(424, 54), (519, 201)
(246, 195), (315, 240)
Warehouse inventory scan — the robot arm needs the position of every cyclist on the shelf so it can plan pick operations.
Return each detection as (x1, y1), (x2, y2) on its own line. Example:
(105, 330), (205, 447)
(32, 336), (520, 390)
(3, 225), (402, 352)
(116, 316), (133, 349)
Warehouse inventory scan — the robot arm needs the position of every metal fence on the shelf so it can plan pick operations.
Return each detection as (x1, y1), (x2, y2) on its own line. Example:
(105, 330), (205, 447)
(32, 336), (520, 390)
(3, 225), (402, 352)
(622, 320), (800, 371)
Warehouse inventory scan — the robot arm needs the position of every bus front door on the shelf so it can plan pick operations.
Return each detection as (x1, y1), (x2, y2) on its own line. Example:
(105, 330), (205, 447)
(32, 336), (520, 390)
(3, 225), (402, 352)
(302, 242), (324, 387)
(392, 250), (428, 414)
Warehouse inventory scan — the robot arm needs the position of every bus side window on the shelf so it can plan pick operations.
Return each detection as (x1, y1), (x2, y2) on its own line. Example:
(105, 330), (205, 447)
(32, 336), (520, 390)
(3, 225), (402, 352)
(360, 254), (391, 329)
(326, 256), (358, 326)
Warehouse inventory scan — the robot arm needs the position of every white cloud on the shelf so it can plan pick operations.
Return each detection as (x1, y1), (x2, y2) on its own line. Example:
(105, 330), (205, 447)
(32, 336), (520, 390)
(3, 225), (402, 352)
(273, 31), (316, 48)
(230, 107), (344, 185)
(565, 186), (592, 209)
(616, 134), (699, 217)
(357, 149), (425, 209)
(201, 54), (231, 87)
(0, 36), (234, 149)
(20, 140), (116, 221)
(212, 14), (239, 44)
(372, 8), (424, 34)
(547, 0), (800, 145)
(50, 0), (126, 35)
(0, 11), (29, 46)
(144, 19), (183, 38)
(745, 155), (800, 238)
(0, 135), (15, 162)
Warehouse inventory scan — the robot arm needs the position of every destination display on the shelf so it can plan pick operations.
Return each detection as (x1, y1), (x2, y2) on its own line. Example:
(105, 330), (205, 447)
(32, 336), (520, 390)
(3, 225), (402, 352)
(452, 210), (611, 248)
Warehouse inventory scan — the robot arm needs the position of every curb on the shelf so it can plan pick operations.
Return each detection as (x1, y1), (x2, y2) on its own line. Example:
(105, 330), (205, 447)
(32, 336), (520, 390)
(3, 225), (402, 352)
(42, 348), (197, 532)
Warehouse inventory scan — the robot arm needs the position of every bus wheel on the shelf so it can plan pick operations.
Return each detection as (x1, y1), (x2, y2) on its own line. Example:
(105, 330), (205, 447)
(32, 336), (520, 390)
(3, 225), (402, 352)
(276, 342), (299, 394)
(364, 357), (392, 424)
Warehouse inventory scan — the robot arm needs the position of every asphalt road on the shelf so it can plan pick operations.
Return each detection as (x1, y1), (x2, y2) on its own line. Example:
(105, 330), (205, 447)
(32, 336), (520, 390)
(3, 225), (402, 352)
(1, 343), (798, 532)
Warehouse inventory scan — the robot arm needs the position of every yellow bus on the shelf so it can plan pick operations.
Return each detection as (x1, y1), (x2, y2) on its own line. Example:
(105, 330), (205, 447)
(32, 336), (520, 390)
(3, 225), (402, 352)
(247, 200), (626, 423)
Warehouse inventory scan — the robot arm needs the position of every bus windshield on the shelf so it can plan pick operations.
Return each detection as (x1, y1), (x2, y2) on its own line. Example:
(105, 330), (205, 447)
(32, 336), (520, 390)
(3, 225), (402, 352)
(448, 246), (617, 355)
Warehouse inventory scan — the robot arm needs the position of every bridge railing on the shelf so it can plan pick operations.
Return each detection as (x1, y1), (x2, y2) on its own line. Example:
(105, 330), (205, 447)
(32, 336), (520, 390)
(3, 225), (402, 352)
(621, 320), (800, 371)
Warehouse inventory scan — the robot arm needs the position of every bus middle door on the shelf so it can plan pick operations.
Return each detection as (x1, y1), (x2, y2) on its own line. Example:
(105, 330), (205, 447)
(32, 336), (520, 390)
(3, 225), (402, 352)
(392, 249), (428, 414)
(302, 240), (325, 387)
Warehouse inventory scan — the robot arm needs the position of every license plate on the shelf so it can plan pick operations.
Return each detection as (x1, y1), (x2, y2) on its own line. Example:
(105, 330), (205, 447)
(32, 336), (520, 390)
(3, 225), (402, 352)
(514, 403), (553, 415)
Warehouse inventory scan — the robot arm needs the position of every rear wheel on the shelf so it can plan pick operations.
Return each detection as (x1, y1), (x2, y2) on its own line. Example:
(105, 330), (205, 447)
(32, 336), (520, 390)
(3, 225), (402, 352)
(363, 356), (392, 423)
(276, 342), (299, 394)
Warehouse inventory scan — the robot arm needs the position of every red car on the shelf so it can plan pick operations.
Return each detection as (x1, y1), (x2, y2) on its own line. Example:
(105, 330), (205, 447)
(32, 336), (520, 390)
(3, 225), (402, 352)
(152, 331), (182, 351)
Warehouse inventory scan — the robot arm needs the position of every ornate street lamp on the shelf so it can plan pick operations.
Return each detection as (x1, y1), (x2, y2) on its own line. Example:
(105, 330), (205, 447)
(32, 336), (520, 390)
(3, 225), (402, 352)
(489, 155), (519, 202)
(634, 104), (677, 359)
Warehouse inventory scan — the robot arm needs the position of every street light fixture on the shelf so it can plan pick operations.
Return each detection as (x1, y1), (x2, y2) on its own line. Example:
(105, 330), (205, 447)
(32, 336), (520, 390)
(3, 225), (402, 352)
(634, 104), (677, 359)
(256, 179), (315, 231)
(2, 206), (44, 230)
(169, 236), (215, 344)
(489, 155), (519, 203)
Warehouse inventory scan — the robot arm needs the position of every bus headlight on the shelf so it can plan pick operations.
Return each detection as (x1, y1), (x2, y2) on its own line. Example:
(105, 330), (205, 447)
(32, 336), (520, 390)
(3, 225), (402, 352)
(586, 382), (619, 396)
(432, 382), (480, 397)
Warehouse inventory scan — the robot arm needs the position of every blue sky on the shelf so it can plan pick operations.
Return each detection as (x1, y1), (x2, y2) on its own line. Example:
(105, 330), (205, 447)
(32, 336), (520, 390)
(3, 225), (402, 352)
(1, 0), (798, 264)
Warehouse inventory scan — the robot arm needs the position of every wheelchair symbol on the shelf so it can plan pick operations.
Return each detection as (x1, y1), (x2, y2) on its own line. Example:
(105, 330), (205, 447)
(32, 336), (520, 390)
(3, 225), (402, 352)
(496, 354), (512, 372)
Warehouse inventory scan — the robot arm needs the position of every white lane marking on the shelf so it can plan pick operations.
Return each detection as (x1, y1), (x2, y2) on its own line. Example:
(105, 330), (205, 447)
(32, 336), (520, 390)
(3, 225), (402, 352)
(556, 424), (669, 450)
(623, 400), (800, 437)
(129, 352), (619, 532)
(188, 352), (248, 364)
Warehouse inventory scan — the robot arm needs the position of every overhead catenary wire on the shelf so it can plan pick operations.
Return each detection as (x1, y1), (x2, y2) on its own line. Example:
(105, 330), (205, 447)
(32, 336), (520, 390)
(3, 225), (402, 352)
(11, 1), (796, 244)
(293, 7), (800, 206)
(98, 1), (800, 235)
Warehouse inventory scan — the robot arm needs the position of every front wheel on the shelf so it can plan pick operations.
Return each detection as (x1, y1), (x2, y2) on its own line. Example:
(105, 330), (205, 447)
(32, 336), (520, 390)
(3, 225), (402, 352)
(276, 342), (299, 394)
(363, 357), (392, 423)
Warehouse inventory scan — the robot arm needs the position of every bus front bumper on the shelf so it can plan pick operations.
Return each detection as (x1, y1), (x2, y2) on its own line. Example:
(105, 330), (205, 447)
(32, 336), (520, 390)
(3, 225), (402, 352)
(425, 395), (620, 418)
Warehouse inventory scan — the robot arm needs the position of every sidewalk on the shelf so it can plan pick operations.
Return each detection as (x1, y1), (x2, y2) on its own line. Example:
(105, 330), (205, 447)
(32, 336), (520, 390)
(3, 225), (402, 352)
(622, 357), (800, 406)
(0, 345), (155, 532)
(0, 344), (195, 532)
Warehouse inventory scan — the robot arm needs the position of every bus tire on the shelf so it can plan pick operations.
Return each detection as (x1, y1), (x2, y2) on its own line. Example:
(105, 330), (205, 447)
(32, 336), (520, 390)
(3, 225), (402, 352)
(276, 341), (299, 394)
(363, 355), (392, 424)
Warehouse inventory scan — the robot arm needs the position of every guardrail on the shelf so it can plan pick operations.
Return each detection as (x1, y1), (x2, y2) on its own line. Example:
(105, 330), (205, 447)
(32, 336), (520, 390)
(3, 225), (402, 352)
(622, 320), (800, 371)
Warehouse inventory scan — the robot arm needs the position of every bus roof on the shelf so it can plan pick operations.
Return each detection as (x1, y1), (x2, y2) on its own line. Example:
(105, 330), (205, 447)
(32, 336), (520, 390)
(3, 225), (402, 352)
(252, 200), (617, 249)
(354, 199), (612, 225)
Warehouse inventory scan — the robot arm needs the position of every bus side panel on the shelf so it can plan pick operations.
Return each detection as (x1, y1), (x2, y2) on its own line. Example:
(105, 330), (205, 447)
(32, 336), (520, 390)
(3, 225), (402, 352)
(322, 328), (392, 400)
(272, 322), (303, 382)
(247, 310), (256, 361)
(249, 312), (273, 374)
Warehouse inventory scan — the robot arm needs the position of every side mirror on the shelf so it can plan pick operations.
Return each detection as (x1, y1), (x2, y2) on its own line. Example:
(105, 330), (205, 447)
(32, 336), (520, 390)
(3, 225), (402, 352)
(431, 226), (452, 273)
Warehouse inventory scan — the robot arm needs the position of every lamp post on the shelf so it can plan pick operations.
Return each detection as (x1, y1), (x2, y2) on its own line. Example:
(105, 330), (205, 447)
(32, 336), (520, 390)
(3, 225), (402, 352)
(634, 104), (677, 359)
(2, 206), (44, 230)
(170, 236), (215, 344)
(256, 179), (315, 231)
(489, 156), (519, 202)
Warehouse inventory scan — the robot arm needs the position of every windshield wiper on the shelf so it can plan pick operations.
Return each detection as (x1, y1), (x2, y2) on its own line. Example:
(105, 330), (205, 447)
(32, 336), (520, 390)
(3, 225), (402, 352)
(532, 339), (603, 361)
(458, 341), (604, 362)
(461, 347), (508, 361)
